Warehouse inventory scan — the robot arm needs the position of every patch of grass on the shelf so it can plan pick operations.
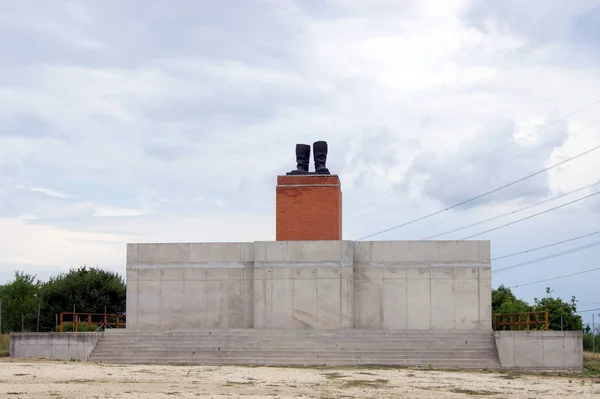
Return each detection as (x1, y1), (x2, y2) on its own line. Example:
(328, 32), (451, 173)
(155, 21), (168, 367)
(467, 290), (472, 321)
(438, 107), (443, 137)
(584, 358), (600, 375)
(323, 372), (347, 380)
(498, 373), (520, 380)
(55, 379), (95, 384)
(450, 388), (500, 396)
(224, 381), (256, 386)
(586, 352), (600, 361)
(357, 371), (377, 376)
(342, 379), (389, 388)
(0, 334), (9, 356)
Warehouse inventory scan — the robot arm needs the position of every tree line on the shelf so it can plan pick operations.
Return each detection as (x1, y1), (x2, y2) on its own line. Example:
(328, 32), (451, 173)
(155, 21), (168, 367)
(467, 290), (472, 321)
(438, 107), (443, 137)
(0, 266), (125, 333)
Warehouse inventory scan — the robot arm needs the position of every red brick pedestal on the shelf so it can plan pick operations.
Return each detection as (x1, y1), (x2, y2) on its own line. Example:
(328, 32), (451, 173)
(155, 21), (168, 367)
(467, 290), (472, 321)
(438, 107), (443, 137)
(276, 175), (342, 241)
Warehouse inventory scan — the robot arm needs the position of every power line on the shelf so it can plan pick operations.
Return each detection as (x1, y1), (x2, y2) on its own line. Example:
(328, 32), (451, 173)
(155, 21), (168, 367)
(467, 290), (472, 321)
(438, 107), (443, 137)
(509, 267), (600, 288)
(461, 190), (600, 240)
(493, 229), (600, 261)
(421, 180), (600, 240)
(493, 239), (600, 274)
(347, 118), (600, 223)
(579, 309), (600, 315)
(576, 301), (600, 308)
(357, 142), (600, 240)
(390, 166), (600, 239)
(344, 99), (600, 217)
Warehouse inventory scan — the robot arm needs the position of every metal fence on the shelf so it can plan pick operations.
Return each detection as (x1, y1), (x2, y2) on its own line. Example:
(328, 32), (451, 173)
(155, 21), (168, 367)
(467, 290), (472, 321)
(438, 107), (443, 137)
(0, 301), (126, 334)
(492, 311), (549, 331)
(58, 312), (126, 332)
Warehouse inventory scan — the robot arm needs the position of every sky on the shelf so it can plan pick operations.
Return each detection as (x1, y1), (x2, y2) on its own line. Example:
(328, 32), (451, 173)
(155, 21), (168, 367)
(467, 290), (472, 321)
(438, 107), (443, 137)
(1, 0), (600, 325)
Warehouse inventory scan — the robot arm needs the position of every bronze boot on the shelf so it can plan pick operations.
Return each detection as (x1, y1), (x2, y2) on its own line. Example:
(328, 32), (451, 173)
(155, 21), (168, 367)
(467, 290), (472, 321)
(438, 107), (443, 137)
(313, 141), (330, 174)
(287, 143), (311, 175)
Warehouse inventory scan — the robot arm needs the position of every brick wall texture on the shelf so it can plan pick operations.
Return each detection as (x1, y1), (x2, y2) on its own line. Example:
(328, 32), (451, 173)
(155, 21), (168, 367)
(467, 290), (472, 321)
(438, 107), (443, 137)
(276, 175), (342, 241)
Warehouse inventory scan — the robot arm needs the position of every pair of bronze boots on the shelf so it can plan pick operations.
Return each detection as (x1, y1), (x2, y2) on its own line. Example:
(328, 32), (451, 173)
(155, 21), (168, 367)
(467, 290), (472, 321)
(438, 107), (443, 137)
(287, 141), (330, 175)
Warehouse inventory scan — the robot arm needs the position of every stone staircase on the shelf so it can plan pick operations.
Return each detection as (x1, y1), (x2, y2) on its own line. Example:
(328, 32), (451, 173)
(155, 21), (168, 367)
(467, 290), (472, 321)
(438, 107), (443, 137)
(89, 329), (500, 368)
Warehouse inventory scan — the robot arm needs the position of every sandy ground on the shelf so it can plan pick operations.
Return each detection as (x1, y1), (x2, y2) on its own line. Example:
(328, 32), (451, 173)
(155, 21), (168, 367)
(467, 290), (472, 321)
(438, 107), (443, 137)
(0, 360), (599, 398)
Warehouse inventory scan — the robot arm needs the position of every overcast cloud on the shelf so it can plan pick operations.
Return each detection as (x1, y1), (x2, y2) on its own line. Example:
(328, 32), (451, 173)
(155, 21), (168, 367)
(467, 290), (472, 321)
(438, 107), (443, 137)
(1, 0), (600, 323)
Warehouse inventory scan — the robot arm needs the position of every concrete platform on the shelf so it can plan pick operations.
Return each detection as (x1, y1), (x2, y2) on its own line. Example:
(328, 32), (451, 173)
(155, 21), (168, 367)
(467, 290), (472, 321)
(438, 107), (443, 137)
(126, 240), (492, 331)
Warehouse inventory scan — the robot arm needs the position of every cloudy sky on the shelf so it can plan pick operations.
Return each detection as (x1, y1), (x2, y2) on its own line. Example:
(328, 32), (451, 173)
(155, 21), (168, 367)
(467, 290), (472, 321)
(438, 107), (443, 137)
(1, 0), (600, 324)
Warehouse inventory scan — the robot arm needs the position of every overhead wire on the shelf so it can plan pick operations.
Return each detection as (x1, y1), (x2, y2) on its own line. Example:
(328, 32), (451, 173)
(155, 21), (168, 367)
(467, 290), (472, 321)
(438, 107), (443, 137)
(421, 180), (600, 240)
(509, 267), (600, 288)
(493, 229), (600, 261)
(461, 190), (600, 240)
(389, 166), (600, 239)
(493, 239), (600, 274)
(357, 142), (600, 240)
(344, 98), (600, 217)
(578, 301), (600, 308)
(347, 119), (600, 223)
(578, 307), (600, 313)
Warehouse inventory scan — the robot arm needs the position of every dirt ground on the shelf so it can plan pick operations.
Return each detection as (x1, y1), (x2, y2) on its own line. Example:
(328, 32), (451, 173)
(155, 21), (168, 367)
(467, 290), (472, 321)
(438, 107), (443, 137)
(0, 359), (599, 398)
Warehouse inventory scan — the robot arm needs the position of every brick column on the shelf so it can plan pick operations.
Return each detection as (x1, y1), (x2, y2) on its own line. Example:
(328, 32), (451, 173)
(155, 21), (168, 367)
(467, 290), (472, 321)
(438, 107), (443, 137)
(276, 175), (342, 241)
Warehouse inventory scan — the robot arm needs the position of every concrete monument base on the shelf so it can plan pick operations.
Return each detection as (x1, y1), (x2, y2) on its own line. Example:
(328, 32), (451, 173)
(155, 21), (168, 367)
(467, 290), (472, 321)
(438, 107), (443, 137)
(125, 240), (492, 331)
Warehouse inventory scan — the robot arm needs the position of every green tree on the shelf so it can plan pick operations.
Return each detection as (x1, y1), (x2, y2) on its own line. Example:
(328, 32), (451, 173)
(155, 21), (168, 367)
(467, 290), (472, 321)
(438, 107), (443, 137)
(583, 322), (600, 352)
(38, 266), (126, 332)
(492, 285), (532, 314)
(0, 271), (42, 332)
(533, 287), (583, 331)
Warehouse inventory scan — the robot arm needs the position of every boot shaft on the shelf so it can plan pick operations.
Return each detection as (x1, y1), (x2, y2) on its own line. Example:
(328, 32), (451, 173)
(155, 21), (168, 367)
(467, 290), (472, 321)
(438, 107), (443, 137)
(287, 143), (311, 175)
(313, 141), (330, 174)
(296, 144), (311, 169)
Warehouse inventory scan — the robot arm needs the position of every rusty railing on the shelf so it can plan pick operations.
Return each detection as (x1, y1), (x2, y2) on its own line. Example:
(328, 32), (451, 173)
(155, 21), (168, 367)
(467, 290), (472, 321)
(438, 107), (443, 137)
(59, 312), (126, 332)
(492, 311), (549, 331)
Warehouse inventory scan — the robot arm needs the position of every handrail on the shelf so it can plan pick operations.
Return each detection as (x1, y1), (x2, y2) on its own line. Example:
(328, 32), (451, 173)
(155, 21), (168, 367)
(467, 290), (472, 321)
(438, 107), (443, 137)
(492, 311), (549, 331)
(59, 312), (126, 332)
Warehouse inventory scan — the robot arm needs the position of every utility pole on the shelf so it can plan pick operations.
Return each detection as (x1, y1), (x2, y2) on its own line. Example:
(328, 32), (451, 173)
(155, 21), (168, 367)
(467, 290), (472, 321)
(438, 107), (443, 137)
(37, 301), (41, 333)
(560, 314), (564, 331)
(593, 313), (596, 354)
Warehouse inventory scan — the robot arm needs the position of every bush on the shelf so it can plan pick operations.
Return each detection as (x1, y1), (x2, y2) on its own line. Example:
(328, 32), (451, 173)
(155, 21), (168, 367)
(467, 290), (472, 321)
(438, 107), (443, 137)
(0, 333), (9, 357)
(583, 333), (600, 352)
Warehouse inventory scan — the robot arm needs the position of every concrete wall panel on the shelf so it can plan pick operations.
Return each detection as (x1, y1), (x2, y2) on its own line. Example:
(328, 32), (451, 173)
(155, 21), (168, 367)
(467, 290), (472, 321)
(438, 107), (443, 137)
(293, 279), (318, 328)
(127, 243), (254, 330)
(137, 279), (161, 328)
(355, 241), (490, 263)
(160, 280), (185, 328)
(10, 333), (102, 361)
(382, 278), (407, 329)
(183, 280), (207, 328)
(454, 279), (480, 330)
(495, 331), (583, 369)
(406, 278), (431, 329)
(254, 241), (354, 329)
(431, 278), (455, 329)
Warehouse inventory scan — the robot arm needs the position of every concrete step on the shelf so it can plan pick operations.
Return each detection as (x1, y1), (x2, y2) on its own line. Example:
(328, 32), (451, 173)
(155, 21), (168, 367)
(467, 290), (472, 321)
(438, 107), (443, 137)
(95, 343), (494, 353)
(94, 346), (494, 356)
(89, 329), (501, 368)
(89, 358), (501, 368)
(100, 340), (493, 348)
(105, 329), (491, 337)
